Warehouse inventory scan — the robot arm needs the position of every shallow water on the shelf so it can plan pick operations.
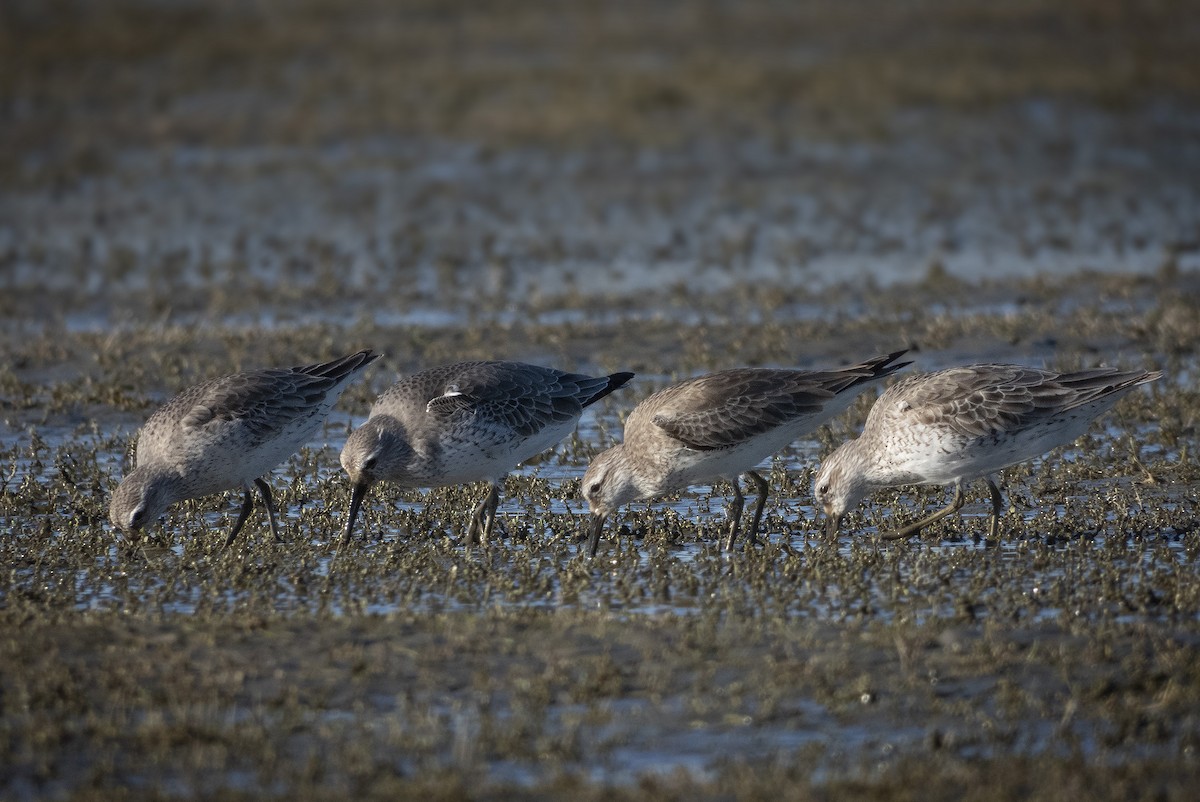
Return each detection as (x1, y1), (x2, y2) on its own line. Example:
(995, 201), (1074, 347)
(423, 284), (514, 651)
(3, 328), (1196, 799)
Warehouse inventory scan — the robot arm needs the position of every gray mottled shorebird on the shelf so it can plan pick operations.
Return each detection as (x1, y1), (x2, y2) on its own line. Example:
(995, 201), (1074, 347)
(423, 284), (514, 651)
(583, 351), (911, 556)
(339, 361), (634, 548)
(109, 349), (380, 549)
(813, 363), (1162, 540)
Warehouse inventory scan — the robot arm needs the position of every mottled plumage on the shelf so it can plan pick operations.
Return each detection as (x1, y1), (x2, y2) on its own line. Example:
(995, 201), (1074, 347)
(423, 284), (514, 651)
(340, 361), (634, 547)
(109, 349), (380, 548)
(583, 351), (910, 556)
(814, 363), (1162, 539)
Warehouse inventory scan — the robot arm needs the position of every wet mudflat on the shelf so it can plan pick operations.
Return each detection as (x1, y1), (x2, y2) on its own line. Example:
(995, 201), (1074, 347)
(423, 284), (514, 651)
(3, 281), (1200, 799)
(4, 0), (1200, 798)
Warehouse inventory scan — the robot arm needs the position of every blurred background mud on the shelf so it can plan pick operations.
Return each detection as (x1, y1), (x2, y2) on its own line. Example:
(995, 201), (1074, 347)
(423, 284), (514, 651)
(2, 0), (1199, 326)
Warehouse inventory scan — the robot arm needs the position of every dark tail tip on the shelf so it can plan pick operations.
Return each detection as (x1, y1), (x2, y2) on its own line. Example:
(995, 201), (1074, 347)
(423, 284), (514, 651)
(304, 348), (384, 379)
(608, 371), (635, 389)
(581, 371), (635, 408)
(346, 349), (383, 373)
(878, 349), (912, 371)
(855, 349), (912, 384)
(873, 348), (907, 376)
(307, 349), (382, 380)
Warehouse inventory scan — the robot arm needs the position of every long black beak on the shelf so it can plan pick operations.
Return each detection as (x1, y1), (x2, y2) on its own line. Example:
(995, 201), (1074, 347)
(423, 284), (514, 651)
(587, 513), (608, 558)
(824, 513), (842, 539)
(341, 480), (370, 551)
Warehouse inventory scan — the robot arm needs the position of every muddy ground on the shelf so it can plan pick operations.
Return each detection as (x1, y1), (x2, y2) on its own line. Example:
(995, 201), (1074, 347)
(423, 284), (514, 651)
(3, 1), (1200, 799)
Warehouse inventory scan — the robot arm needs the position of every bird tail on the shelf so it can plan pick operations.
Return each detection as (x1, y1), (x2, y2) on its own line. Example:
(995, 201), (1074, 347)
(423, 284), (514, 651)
(300, 349), (382, 382)
(580, 371), (636, 408)
(842, 349), (912, 388)
(1055, 366), (1162, 410)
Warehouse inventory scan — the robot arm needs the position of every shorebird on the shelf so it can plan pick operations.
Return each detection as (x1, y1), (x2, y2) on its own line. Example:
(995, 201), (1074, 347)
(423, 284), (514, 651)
(339, 361), (634, 548)
(583, 351), (910, 556)
(813, 363), (1162, 540)
(109, 349), (380, 549)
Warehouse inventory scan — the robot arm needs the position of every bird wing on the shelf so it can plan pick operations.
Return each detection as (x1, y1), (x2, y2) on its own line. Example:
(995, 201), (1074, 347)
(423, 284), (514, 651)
(650, 369), (838, 451)
(177, 369), (332, 440)
(422, 363), (585, 438)
(886, 365), (1074, 438)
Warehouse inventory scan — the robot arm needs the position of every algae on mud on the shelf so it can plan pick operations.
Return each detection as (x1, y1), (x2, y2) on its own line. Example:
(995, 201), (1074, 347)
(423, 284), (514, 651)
(2, 609), (1200, 798)
(2, 274), (1200, 797)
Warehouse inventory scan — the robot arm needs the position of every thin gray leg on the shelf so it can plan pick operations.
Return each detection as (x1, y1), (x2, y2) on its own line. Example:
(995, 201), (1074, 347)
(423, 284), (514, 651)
(744, 470), (769, 548)
(467, 496), (485, 544)
(467, 484), (501, 546)
(882, 481), (966, 540)
(222, 488), (255, 551)
(480, 483), (501, 545)
(985, 476), (1004, 540)
(723, 480), (746, 551)
(255, 478), (285, 543)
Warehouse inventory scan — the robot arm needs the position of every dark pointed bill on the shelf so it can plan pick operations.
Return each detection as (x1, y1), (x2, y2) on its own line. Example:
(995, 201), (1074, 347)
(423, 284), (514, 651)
(341, 481), (371, 550)
(587, 513), (608, 557)
(824, 513), (842, 539)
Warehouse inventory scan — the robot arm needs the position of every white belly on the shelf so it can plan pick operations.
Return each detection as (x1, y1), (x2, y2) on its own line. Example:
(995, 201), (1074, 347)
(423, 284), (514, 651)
(416, 418), (578, 486)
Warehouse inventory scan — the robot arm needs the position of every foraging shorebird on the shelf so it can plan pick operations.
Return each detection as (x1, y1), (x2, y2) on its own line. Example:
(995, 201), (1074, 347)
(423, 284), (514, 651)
(583, 351), (910, 556)
(109, 350), (380, 549)
(813, 363), (1162, 540)
(339, 361), (634, 548)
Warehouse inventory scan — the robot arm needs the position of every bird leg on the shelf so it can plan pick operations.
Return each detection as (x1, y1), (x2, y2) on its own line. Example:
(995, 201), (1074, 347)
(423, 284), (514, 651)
(481, 483), (501, 545)
(467, 483), (501, 546)
(743, 470), (770, 548)
(986, 476), (1004, 540)
(881, 482), (965, 540)
(723, 480), (746, 551)
(255, 478), (285, 543)
(466, 499), (484, 544)
(222, 487), (256, 551)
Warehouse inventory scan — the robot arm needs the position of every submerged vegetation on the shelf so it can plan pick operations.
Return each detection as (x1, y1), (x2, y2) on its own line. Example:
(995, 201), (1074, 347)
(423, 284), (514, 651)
(2, 274), (1199, 797)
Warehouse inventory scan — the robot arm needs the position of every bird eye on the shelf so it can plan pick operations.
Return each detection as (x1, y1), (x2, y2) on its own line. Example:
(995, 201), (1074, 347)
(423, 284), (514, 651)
(363, 455), (377, 470)
(587, 482), (601, 497)
(130, 508), (145, 527)
(817, 482), (830, 497)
